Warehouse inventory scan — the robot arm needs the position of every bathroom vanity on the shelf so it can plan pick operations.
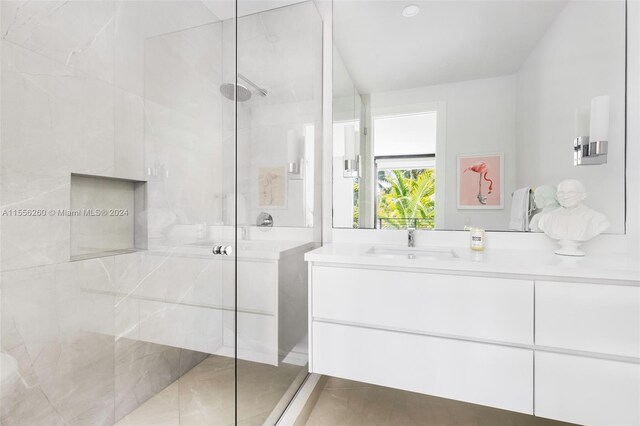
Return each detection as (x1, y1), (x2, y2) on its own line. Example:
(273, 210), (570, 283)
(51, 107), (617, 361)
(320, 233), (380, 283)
(140, 238), (315, 366)
(80, 238), (315, 366)
(305, 244), (640, 425)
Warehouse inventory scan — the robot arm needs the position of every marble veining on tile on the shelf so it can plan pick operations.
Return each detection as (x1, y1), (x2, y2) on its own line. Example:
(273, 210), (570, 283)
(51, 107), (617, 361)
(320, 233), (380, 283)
(0, 256), (210, 426)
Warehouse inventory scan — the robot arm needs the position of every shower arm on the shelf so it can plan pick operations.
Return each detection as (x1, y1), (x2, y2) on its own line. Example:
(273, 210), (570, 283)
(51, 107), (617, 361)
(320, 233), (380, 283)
(237, 73), (268, 97)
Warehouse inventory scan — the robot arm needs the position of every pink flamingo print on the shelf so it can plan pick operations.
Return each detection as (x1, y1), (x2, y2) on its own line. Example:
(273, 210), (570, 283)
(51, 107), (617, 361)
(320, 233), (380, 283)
(464, 162), (493, 204)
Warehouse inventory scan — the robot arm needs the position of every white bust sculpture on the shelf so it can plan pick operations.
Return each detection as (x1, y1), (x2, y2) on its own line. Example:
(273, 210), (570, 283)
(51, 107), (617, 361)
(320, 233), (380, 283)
(538, 179), (609, 256)
(529, 184), (560, 232)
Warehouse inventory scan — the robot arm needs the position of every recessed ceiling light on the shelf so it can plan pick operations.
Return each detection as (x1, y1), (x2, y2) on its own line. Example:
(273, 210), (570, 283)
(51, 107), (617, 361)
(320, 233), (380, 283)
(402, 4), (420, 18)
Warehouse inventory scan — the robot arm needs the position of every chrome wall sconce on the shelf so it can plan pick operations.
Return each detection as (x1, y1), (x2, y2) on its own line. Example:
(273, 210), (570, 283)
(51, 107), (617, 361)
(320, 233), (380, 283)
(574, 95), (609, 166)
(287, 129), (304, 179)
(343, 124), (360, 178)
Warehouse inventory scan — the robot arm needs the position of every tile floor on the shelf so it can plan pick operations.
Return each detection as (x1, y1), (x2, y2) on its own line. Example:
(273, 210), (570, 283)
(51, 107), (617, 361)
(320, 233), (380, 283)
(116, 355), (303, 426)
(117, 362), (576, 426)
(305, 377), (576, 426)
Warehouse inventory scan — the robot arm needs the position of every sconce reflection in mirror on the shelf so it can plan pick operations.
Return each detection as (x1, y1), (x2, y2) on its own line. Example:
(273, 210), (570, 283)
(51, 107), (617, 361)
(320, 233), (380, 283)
(574, 95), (609, 166)
(147, 164), (169, 181)
(287, 129), (304, 179)
(343, 124), (360, 178)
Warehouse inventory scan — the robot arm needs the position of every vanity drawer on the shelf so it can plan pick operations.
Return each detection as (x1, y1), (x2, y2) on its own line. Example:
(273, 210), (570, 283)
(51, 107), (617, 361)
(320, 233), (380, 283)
(312, 321), (533, 414)
(535, 351), (640, 426)
(222, 311), (278, 366)
(312, 266), (533, 344)
(535, 281), (640, 358)
(223, 260), (277, 314)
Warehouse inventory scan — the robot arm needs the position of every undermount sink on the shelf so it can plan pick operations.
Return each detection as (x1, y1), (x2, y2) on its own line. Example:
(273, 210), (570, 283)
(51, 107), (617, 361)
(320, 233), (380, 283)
(366, 246), (457, 260)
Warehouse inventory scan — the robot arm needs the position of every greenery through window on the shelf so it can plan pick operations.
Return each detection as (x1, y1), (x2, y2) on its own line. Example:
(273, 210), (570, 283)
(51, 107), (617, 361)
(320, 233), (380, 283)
(352, 180), (360, 228)
(376, 168), (435, 229)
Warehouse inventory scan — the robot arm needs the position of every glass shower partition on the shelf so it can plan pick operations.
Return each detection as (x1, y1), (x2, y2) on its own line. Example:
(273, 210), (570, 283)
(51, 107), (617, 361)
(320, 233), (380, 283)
(235, 1), (323, 424)
(120, 8), (238, 425)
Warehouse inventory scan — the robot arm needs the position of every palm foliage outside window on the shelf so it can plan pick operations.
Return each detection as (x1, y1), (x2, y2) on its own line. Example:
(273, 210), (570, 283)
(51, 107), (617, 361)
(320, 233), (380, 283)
(376, 168), (435, 229)
(352, 180), (360, 228)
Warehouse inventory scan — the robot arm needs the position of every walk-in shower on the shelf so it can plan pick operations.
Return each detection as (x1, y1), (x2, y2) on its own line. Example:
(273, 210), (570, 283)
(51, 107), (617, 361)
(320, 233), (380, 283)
(0, 1), (322, 425)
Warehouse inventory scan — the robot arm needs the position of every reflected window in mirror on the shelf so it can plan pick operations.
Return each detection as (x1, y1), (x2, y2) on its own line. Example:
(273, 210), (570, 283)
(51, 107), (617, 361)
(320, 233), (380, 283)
(374, 112), (437, 230)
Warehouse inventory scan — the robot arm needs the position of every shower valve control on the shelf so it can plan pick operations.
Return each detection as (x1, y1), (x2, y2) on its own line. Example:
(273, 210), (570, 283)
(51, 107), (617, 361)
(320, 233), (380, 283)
(212, 245), (233, 256)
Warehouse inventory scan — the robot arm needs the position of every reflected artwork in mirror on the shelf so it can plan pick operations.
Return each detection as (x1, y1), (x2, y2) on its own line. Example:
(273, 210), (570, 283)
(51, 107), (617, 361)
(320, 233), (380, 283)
(332, 0), (627, 233)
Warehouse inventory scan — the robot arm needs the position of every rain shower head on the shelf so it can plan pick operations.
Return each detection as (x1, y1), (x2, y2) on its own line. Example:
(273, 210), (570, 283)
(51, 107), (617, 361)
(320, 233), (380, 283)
(219, 74), (267, 102)
(219, 83), (252, 102)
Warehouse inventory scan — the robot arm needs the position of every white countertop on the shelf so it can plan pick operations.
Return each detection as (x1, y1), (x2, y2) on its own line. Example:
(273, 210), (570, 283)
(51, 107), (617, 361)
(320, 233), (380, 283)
(305, 243), (640, 283)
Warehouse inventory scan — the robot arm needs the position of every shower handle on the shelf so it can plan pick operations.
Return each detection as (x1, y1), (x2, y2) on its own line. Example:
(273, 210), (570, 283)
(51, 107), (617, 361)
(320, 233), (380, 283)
(212, 245), (233, 256)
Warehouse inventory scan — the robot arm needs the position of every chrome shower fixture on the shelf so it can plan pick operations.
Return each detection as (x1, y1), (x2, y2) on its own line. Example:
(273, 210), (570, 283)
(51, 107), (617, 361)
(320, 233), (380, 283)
(219, 73), (267, 102)
(219, 82), (252, 102)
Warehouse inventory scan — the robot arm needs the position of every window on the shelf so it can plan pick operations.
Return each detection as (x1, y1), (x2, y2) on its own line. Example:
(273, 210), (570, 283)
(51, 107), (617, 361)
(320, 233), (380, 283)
(373, 112), (436, 230)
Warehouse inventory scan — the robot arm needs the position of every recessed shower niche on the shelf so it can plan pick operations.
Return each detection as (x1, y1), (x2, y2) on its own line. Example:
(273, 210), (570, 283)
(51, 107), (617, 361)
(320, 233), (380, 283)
(70, 174), (147, 260)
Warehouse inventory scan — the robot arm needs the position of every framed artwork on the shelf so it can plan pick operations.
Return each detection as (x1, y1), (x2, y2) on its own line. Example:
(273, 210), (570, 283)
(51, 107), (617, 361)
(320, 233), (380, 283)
(457, 153), (504, 209)
(258, 166), (287, 209)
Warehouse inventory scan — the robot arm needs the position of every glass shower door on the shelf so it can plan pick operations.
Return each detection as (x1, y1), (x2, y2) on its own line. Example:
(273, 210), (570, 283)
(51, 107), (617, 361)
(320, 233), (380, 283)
(124, 5), (239, 425)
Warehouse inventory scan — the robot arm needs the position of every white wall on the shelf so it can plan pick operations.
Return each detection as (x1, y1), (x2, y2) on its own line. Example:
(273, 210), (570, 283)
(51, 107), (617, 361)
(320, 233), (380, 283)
(516, 0), (626, 234)
(371, 75), (517, 231)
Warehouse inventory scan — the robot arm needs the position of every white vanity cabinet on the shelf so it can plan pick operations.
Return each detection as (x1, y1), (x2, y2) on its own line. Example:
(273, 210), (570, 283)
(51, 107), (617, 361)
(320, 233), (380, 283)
(535, 352), (640, 426)
(535, 281), (640, 358)
(306, 246), (640, 425)
(534, 281), (640, 426)
(90, 240), (314, 367)
(312, 266), (534, 344)
(309, 265), (535, 414)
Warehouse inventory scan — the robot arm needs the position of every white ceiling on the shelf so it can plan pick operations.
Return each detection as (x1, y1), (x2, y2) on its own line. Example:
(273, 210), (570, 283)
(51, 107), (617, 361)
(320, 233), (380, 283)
(333, 0), (568, 94)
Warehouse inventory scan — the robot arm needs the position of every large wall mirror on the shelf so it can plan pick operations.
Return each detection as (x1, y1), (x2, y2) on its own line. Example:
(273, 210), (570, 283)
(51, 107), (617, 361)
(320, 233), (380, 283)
(332, 0), (627, 233)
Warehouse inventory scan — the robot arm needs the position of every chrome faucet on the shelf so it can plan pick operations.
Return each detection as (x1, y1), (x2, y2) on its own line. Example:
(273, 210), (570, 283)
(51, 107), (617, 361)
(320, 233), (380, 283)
(407, 226), (415, 247)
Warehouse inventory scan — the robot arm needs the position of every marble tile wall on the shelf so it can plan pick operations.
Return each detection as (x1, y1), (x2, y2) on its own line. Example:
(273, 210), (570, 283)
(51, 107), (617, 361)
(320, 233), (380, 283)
(0, 252), (218, 424)
(143, 20), (225, 232)
(0, 0), (222, 271)
(1, 259), (116, 425)
(0, 251), (215, 425)
(1, 1), (222, 424)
